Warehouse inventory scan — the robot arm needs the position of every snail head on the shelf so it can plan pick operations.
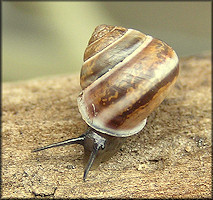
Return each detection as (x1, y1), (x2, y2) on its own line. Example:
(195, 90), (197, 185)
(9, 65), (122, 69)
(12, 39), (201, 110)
(33, 128), (124, 181)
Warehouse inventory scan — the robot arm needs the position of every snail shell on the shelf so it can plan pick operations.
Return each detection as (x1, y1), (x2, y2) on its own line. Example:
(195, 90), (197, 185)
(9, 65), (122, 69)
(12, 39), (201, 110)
(33, 24), (179, 181)
(78, 24), (179, 137)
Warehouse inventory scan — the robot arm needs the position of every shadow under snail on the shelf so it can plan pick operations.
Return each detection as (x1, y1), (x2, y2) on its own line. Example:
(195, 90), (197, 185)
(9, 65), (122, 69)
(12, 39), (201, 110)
(33, 24), (179, 181)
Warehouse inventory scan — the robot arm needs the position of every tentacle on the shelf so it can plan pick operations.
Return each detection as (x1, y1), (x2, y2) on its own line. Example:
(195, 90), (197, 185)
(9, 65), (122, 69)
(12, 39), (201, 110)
(32, 135), (85, 152)
(83, 134), (106, 181)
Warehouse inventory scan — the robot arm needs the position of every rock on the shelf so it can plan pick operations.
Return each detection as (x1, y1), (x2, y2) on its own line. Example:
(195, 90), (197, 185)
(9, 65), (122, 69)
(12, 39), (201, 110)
(2, 53), (211, 198)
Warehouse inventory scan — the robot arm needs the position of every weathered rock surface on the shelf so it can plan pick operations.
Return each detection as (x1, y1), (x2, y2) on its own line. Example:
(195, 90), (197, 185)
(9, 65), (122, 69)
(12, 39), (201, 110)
(2, 53), (211, 198)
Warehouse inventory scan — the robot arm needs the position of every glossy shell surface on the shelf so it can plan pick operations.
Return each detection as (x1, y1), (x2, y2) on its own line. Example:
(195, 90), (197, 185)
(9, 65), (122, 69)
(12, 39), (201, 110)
(78, 25), (179, 137)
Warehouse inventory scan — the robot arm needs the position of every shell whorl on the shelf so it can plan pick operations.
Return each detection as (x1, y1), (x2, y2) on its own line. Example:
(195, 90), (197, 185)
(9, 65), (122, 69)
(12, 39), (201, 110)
(80, 24), (147, 90)
(83, 24), (125, 61)
(78, 24), (179, 137)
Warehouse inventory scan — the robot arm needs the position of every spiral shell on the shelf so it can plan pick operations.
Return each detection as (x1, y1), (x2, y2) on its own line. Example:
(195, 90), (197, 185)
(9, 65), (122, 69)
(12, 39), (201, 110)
(78, 24), (179, 137)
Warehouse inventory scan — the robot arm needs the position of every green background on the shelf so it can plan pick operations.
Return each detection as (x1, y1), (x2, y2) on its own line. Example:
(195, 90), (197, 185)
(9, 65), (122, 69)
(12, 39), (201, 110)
(3, 2), (211, 82)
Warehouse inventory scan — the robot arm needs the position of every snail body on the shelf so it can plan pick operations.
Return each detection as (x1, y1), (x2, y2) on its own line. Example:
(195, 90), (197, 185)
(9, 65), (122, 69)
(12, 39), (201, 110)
(33, 24), (179, 180)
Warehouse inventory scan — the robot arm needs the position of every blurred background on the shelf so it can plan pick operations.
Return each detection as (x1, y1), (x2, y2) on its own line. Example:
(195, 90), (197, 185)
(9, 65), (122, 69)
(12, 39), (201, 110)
(3, 2), (211, 82)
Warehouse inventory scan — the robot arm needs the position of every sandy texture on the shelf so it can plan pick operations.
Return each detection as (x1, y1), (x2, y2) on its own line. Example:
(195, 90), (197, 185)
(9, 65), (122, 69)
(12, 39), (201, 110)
(2, 53), (211, 198)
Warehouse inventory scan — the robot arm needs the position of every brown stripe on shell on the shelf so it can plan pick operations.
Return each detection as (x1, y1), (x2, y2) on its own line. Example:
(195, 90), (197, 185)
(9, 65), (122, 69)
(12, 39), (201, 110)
(80, 29), (147, 90)
(106, 63), (179, 129)
(82, 38), (179, 132)
(84, 38), (174, 113)
(99, 39), (174, 108)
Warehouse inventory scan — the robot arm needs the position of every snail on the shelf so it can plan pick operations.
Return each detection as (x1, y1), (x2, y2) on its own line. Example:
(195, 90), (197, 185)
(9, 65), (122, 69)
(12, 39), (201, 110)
(33, 24), (179, 181)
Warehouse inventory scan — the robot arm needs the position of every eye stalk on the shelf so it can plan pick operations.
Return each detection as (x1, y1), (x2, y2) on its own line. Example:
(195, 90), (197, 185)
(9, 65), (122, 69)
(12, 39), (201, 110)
(32, 136), (85, 152)
(33, 128), (108, 181)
